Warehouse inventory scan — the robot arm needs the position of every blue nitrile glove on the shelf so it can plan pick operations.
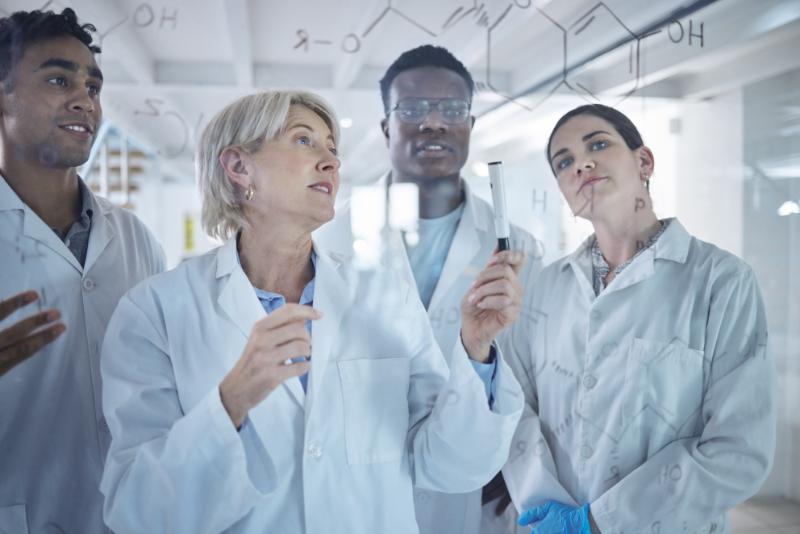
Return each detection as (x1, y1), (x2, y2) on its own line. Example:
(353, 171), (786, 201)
(518, 501), (592, 534)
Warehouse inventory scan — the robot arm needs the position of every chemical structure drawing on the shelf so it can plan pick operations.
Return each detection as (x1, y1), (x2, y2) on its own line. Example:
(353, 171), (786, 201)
(532, 189), (548, 213)
(480, 1), (537, 111)
(657, 463), (683, 485)
(512, 306), (549, 379)
(428, 305), (460, 330)
(361, 1), (437, 39)
(132, 98), (203, 159)
(0, 235), (47, 266)
(573, 181), (596, 218)
(440, 0), (493, 32)
(507, 437), (528, 464)
(602, 464), (621, 486)
(0, 236), (50, 313)
(294, 0), (435, 55)
(564, 2), (643, 106)
(32, 0), (179, 41)
(293, 1), (706, 113)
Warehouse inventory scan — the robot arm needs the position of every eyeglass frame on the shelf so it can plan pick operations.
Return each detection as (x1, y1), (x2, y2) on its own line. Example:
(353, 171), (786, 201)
(386, 97), (473, 125)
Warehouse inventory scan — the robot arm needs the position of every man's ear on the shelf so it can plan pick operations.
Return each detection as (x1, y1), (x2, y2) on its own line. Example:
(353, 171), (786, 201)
(219, 147), (250, 189)
(381, 117), (389, 147)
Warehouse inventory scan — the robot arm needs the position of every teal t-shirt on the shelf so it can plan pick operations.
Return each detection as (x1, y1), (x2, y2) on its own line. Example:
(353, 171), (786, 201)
(405, 203), (464, 309)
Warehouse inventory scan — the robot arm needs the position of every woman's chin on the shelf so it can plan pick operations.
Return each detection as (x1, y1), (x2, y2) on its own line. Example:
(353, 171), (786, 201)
(310, 207), (336, 230)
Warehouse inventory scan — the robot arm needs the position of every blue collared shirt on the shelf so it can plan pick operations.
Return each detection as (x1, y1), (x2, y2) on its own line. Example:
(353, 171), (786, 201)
(239, 248), (315, 391)
(53, 178), (93, 266)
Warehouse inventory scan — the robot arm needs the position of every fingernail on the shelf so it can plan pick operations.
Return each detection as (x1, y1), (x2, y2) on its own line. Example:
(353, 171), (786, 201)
(467, 293), (476, 304)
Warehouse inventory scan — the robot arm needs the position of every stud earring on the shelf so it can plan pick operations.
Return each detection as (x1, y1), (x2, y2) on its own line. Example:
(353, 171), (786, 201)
(245, 184), (255, 201)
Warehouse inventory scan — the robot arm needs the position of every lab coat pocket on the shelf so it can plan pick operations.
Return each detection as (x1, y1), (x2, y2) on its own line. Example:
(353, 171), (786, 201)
(623, 338), (705, 438)
(338, 357), (410, 465)
(0, 503), (28, 534)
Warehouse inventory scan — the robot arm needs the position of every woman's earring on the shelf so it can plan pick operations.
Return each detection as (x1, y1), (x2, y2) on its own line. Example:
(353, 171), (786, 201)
(245, 184), (255, 201)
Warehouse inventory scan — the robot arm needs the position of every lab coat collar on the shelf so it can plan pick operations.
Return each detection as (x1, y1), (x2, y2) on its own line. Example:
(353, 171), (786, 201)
(0, 173), (102, 274)
(651, 218), (691, 264)
(306, 243), (350, 409)
(428, 179), (487, 310)
(562, 217), (690, 299)
(83, 189), (116, 272)
(214, 237), (351, 411)
(562, 238), (596, 301)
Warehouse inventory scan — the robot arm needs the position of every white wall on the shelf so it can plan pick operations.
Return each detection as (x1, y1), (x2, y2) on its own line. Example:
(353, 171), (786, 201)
(673, 92), (744, 257)
(128, 176), (218, 269)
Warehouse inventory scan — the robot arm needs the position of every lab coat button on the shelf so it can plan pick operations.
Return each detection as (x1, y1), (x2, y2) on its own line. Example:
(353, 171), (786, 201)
(583, 375), (597, 390)
(580, 444), (594, 459)
(82, 278), (95, 291)
(590, 310), (602, 322)
(307, 442), (323, 459)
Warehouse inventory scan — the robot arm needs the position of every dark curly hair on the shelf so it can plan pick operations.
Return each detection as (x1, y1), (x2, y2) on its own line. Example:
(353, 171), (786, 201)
(0, 8), (100, 89)
(379, 44), (474, 114)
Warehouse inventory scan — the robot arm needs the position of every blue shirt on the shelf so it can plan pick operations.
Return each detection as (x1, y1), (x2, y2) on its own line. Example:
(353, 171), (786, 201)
(240, 249), (315, 392)
(406, 203), (464, 309)
(53, 178), (93, 266)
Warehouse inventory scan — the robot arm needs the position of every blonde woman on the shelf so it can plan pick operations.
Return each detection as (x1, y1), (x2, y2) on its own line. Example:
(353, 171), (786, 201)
(99, 91), (525, 534)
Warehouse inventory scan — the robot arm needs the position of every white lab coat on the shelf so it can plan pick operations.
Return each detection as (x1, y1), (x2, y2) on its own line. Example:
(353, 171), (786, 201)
(502, 219), (775, 534)
(0, 176), (165, 534)
(316, 179), (541, 534)
(99, 237), (524, 534)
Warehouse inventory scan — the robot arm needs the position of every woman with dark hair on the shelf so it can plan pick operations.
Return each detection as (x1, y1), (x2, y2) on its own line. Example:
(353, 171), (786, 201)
(501, 104), (775, 533)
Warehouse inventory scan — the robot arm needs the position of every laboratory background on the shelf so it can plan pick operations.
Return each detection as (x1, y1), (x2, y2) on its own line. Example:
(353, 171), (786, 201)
(1, 0), (798, 531)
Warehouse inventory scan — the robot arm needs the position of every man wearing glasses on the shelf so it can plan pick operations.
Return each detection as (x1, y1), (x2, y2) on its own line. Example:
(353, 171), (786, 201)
(378, 45), (541, 534)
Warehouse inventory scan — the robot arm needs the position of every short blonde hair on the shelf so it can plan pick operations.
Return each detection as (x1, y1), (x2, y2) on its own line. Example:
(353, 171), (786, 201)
(196, 90), (340, 241)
